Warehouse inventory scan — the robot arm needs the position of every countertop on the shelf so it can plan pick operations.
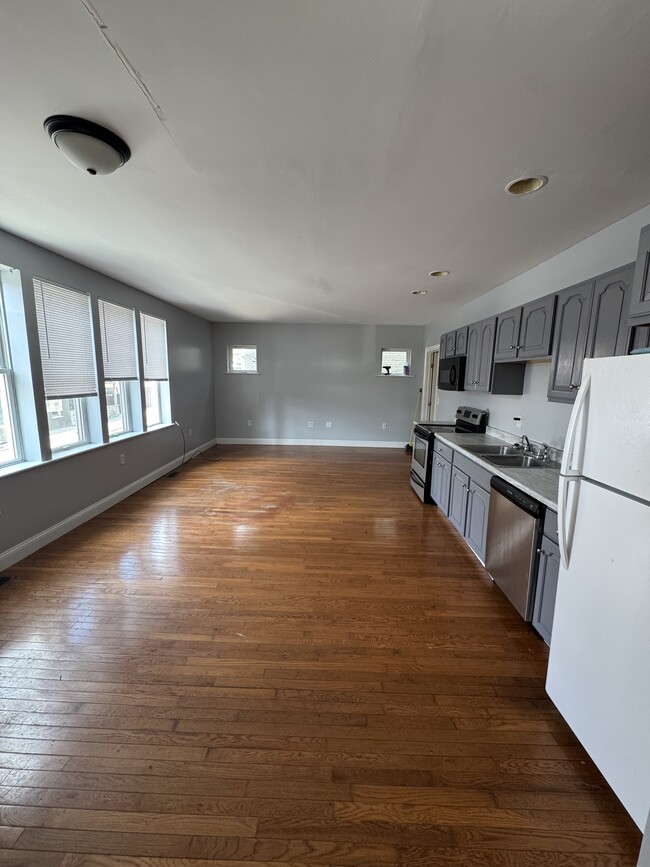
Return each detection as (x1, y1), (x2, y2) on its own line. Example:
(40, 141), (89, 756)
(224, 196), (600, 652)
(434, 431), (560, 511)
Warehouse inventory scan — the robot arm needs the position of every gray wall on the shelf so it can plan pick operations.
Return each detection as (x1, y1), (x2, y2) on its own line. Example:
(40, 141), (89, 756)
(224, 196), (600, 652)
(425, 203), (650, 448)
(0, 228), (215, 558)
(213, 323), (424, 444)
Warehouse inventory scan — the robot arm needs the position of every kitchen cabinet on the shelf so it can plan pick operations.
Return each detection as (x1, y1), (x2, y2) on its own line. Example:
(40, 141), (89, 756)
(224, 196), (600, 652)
(631, 324), (650, 350)
(465, 480), (491, 562)
(431, 453), (452, 514)
(627, 223), (650, 325)
(455, 326), (468, 356)
(585, 264), (634, 359)
(448, 466), (469, 534)
(547, 280), (593, 403)
(532, 534), (560, 646)
(495, 296), (556, 363)
(465, 317), (497, 392)
(442, 331), (456, 359)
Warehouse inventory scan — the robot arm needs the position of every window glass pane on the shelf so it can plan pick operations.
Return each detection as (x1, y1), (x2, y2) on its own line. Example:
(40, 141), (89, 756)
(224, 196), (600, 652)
(47, 397), (87, 451)
(381, 349), (410, 375)
(144, 381), (162, 428)
(0, 373), (19, 465)
(105, 381), (130, 438)
(229, 345), (257, 372)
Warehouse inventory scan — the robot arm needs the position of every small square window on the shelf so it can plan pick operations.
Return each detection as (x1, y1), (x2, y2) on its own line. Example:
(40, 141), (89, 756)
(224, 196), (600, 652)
(228, 345), (258, 373)
(381, 348), (411, 376)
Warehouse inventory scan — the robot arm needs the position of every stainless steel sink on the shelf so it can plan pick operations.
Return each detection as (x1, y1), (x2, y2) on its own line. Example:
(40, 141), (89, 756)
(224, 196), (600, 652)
(486, 454), (548, 469)
(464, 445), (521, 456)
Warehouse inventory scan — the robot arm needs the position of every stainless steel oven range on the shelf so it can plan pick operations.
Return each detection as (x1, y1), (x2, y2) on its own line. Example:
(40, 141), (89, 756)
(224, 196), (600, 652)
(410, 406), (488, 503)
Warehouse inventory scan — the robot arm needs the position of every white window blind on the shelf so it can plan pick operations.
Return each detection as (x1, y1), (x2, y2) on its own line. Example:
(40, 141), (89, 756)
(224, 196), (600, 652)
(33, 278), (98, 399)
(140, 313), (169, 380)
(99, 299), (138, 380)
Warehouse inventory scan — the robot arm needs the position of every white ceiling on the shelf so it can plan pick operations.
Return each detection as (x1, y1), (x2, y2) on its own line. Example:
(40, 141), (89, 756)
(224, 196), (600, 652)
(1, 1), (650, 324)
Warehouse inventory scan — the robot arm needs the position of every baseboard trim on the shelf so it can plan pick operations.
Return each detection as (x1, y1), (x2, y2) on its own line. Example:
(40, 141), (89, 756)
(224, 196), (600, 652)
(216, 437), (407, 448)
(0, 435), (219, 572)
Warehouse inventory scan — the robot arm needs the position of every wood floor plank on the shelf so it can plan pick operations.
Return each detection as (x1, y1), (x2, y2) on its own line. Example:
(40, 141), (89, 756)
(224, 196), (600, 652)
(0, 445), (642, 865)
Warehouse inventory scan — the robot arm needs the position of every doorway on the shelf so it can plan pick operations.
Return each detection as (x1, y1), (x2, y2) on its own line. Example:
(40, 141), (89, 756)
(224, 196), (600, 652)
(422, 345), (439, 422)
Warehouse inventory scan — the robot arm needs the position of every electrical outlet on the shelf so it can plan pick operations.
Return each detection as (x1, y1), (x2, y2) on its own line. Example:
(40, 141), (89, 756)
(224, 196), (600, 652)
(514, 416), (522, 429)
(381, 422), (387, 430)
(307, 421), (315, 428)
(188, 428), (192, 437)
(247, 419), (253, 427)
(325, 421), (333, 429)
(119, 454), (126, 465)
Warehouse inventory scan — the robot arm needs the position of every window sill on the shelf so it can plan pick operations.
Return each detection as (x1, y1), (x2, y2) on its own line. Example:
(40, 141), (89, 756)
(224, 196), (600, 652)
(375, 374), (415, 378)
(0, 459), (42, 480)
(223, 371), (260, 375)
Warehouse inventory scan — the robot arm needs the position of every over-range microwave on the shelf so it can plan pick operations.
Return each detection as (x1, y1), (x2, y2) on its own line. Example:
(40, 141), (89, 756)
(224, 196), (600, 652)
(438, 355), (466, 391)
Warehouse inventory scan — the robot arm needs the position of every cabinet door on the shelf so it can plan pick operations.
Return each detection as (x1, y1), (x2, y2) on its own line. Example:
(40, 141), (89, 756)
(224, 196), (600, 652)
(455, 326), (468, 356)
(464, 322), (481, 390)
(475, 317), (497, 392)
(445, 331), (457, 358)
(431, 455), (451, 513)
(547, 280), (593, 403)
(448, 467), (469, 535)
(628, 223), (650, 324)
(465, 482), (490, 562)
(532, 537), (560, 646)
(439, 333), (448, 360)
(586, 264), (634, 359)
(518, 294), (556, 359)
(494, 307), (521, 362)
(631, 325), (650, 350)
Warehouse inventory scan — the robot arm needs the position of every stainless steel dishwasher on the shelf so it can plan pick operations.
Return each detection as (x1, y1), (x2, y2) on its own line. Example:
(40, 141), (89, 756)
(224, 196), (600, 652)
(485, 476), (544, 621)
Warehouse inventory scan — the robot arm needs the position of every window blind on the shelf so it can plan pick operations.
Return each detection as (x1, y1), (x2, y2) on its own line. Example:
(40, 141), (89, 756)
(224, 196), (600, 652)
(33, 278), (98, 399)
(140, 313), (169, 380)
(99, 299), (138, 380)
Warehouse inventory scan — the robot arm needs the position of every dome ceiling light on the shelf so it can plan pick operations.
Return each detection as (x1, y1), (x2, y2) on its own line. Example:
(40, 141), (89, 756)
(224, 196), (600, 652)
(44, 115), (131, 175)
(505, 175), (548, 196)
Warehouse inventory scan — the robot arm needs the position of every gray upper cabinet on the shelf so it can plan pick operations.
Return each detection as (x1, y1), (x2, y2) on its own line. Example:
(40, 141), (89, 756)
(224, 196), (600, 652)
(585, 264), (634, 359)
(464, 322), (481, 390)
(631, 325), (650, 351)
(494, 308), (522, 362)
(628, 223), (650, 325)
(475, 317), (496, 392)
(518, 295), (556, 360)
(439, 333), (448, 360)
(495, 296), (555, 363)
(547, 280), (593, 403)
(455, 326), (468, 356)
(445, 331), (457, 358)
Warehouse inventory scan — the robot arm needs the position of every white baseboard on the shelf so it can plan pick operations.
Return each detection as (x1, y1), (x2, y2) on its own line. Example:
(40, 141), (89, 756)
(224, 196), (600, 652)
(216, 437), (406, 448)
(0, 435), (219, 573)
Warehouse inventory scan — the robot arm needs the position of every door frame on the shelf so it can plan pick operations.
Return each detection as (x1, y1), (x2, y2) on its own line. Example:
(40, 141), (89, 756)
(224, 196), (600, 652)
(421, 344), (440, 421)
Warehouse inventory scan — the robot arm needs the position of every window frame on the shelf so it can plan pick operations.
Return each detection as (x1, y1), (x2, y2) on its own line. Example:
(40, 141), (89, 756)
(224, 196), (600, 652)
(227, 344), (258, 374)
(0, 281), (23, 467)
(105, 380), (133, 439)
(46, 396), (90, 453)
(140, 312), (171, 430)
(380, 348), (412, 377)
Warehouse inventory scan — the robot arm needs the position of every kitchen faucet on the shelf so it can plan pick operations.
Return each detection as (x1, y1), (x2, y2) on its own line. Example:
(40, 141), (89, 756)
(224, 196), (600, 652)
(521, 434), (532, 453)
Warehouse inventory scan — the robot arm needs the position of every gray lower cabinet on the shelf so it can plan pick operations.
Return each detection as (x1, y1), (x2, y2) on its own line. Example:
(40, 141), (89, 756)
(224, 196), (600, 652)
(448, 466), (469, 534)
(532, 534), (560, 646)
(431, 454), (452, 514)
(585, 263), (634, 359)
(547, 280), (593, 402)
(465, 481), (491, 562)
(628, 223), (650, 325)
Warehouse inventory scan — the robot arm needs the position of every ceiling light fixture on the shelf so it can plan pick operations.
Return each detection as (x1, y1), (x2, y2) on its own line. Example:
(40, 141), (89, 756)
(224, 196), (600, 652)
(505, 175), (548, 196)
(411, 290), (428, 295)
(429, 270), (450, 278)
(44, 115), (131, 175)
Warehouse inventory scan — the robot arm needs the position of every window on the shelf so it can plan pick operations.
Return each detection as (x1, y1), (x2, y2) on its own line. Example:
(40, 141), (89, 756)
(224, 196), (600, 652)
(228, 345), (257, 373)
(0, 283), (21, 466)
(34, 278), (98, 452)
(98, 299), (138, 438)
(381, 348), (411, 376)
(140, 313), (170, 428)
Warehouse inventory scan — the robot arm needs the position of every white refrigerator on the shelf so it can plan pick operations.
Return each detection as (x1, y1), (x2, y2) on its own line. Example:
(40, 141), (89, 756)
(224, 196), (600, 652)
(546, 353), (650, 829)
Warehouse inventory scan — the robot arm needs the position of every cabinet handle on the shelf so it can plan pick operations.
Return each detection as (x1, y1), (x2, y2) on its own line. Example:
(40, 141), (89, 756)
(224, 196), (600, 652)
(536, 548), (548, 557)
(509, 345), (515, 350)
(461, 483), (467, 489)
(516, 345), (522, 350)
(569, 383), (579, 389)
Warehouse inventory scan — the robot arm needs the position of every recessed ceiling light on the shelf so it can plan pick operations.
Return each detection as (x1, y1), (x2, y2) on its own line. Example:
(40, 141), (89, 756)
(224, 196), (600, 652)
(429, 270), (450, 278)
(505, 175), (548, 196)
(411, 290), (428, 295)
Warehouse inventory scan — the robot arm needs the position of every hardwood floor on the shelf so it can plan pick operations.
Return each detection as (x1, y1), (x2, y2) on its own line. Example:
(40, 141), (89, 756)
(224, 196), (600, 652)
(0, 445), (642, 866)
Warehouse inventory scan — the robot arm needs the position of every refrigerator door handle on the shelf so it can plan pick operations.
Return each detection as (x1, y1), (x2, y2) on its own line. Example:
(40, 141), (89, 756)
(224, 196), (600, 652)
(561, 371), (591, 478)
(558, 475), (579, 569)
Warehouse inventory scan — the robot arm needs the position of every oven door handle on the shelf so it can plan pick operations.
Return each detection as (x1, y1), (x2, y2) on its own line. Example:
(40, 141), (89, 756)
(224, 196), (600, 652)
(410, 469), (425, 489)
